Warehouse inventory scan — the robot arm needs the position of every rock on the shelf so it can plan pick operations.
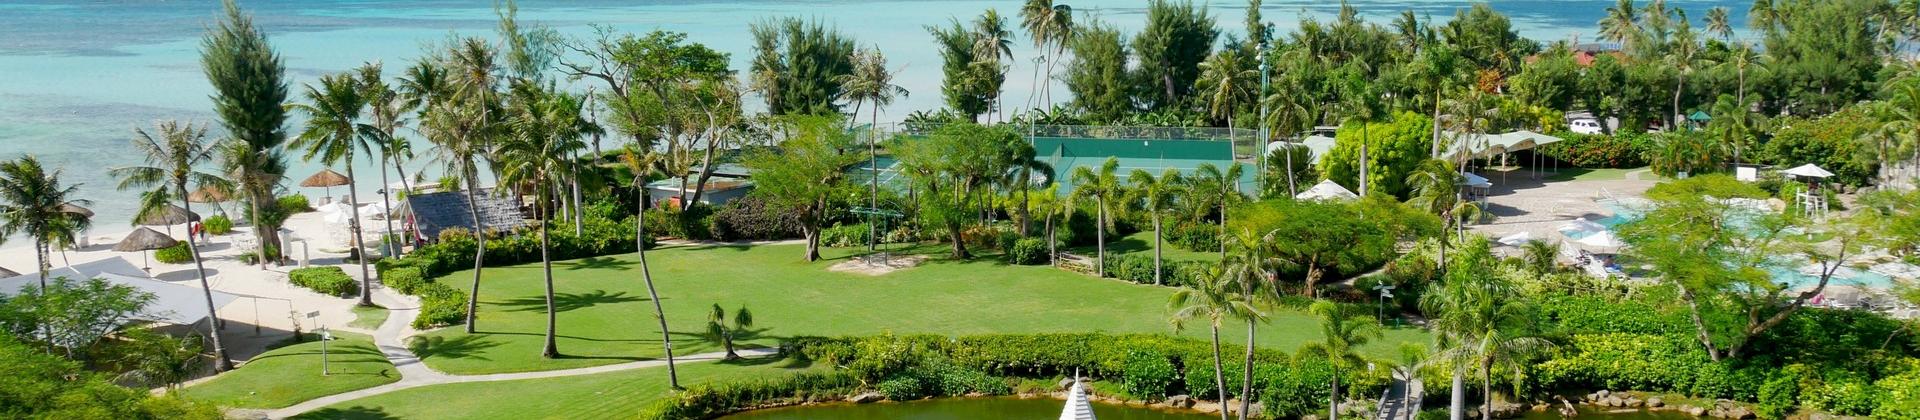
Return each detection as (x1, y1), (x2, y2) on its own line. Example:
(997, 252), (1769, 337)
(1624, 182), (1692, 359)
(1724, 406), (1756, 419)
(1647, 397), (1665, 408)
(1058, 378), (1076, 389)
(1167, 395), (1192, 408)
(1603, 396), (1623, 407)
(1684, 405), (1709, 417)
(1596, 390), (1612, 399)
(847, 392), (884, 404)
(1532, 404), (1550, 412)
(1624, 397), (1644, 408)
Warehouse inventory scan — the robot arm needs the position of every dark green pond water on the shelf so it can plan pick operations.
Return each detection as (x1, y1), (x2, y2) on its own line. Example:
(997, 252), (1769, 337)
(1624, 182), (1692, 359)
(718, 397), (1213, 420)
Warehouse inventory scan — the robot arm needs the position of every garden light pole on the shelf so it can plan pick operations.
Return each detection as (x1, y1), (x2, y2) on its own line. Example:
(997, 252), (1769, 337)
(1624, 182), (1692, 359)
(1258, 50), (1270, 197)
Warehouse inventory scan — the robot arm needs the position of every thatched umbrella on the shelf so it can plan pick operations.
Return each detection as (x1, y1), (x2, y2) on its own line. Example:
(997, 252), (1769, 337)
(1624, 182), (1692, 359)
(301, 169), (351, 203)
(58, 202), (93, 218)
(114, 227), (179, 272)
(138, 203), (201, 234)
(188, 185), (232, 217)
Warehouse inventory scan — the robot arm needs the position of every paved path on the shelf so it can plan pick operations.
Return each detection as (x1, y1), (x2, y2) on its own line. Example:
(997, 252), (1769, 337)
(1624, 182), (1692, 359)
(1374, 368), (1422, 420)
(266, 287), (774, 419)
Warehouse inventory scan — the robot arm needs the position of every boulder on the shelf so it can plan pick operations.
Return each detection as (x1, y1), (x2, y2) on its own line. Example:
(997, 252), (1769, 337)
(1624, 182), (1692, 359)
(1646, 397), (1665, 408)
(1058, 378), (1076, 389)
(1167, 395), (1193, 408)
(847, 392), (885, 404)
(1723, 406), (1756, 419)
(1624, 397), (1644, 408)
(1683, 405), (1708, 417)
(1602, 396), (1623, 407)
(1596, 390), (1612, 399)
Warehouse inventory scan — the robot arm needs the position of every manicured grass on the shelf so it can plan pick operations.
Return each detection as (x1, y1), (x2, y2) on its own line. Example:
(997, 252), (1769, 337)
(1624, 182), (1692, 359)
(348, 304), (388, 330)
(1071, 230), (1221, 263)
(293, 356), (817, 419)
(182, 332), (399, 409)
(411, 243), (1427, 375)
(1546, 166), (1649, 181)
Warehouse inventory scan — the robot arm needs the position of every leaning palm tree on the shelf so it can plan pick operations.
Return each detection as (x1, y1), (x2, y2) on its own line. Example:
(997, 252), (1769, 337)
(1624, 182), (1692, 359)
(1069, 158), (1122, 278)
(109, 121), (235, 371)
(619, 145), (680, 388)
(1301, 300), (1382, 420)
(0, 156), (92, 354)
(499, 87), (589, 359)
(357, 61), (414, 257)
(1128, 168), (1184, 285)
(1169, 268), (1259, 420)
(837, 47), (908, 249)
(422, 91), (493, 333)
(288, 72), (377, 307)
(1019, 0), (1073, 106)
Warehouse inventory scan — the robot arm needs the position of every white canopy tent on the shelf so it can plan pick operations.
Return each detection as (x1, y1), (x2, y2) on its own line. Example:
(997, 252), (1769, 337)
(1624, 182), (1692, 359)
(0, 257), (238, 326)
(1782, 164), (1835, 179)
(1437, 130), (1568, 181)
(1296, 179), (1359, 201)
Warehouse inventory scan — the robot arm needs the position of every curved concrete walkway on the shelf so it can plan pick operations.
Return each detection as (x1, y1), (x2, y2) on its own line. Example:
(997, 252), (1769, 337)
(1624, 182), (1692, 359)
(266, 287), (774, 419)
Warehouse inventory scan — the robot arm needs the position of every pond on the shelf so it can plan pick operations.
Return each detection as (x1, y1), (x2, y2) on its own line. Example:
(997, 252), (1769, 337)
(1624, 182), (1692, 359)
(717, 397), (1213, 420)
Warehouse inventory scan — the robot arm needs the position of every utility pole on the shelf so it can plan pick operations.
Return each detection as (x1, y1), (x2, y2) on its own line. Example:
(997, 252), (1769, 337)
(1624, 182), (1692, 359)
(1259, 49), (1271, 197)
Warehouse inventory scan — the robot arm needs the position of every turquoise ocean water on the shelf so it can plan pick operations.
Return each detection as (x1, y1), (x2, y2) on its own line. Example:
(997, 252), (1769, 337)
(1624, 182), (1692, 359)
(0, 0), (1749, 229)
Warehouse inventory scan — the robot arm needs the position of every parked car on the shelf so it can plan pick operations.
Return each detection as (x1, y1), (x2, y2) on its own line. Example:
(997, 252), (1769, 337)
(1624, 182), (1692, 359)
(1569, 118), (1604, 134)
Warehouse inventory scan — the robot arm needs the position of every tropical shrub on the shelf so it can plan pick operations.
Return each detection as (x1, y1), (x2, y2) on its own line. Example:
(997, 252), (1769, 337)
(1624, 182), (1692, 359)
(380, 266), (428, 295)
(1758, 106), (1879, 186)
(1004, 238), (1048, 265)
(203, 214), (233, 235)
(277, 195), (311, 213)
(1321, 111), (1435, 198)
(819, 223), (870, 248)
(711, 195), (803, 241)
(411, 282), (467, 329)
(0, 334), (223, 419)
(153, 242), (193, 264)
(1644, 173), (1769, 201)
(1757, 371), (1802, 419)
(287, 266), (357, 298)
(637, 371), (862, 419)
(1873, 364), (1920, 419)
(1536, 132), (1656, 168)
(1166, 221), (1220, 252)
(645, 206), (715, 240)
(1647, 130), (1729, 178)
(1121, 350), (1178, 399)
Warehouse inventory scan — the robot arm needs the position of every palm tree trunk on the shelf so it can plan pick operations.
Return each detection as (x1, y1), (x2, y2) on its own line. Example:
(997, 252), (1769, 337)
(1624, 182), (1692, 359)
(391, 153), (414, 251)
(1218, 200), (1228, 259)
(1210, 322), (1230, 420)
(869, 106), (880, 252)
(1481, 358), (1494, 420)
(1153, 213), (1164, 285)
(1047, 216), (1057, 266)
(346, 159), (373, 307)
(1451, 367), (1466, 420)
(1330, 365), (1341, 420)
(36, 241), (52, 353)
(1360, 125), (1371, 196)
(463, 164), (488, 333)
(1239, 320), (1256, 420)
(571, 152), (584, 237)
(540, 183), (559, 359)
(635, 181), (678, 388)
(179, 183), (233, 371)
(249, 191), (269, 269)
(380, 153), (399, 258)
(1095, 197), (1107, 278)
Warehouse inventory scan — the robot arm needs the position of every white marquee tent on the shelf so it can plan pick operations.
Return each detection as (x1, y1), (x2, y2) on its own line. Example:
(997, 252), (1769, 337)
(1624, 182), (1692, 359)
(0, 257), (237, 326)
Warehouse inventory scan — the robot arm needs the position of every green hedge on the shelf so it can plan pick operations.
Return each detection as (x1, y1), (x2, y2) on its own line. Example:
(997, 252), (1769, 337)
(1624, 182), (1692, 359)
(711, 195), (804, 241)
(153, 242), (193, 264)
(1536, 132), (1655, 168)
(1099, 253), (1210, 288)
(288, 266), (357, 298)
(203, 214), (233, 235)
(411, 282), (468, 329)
(1003, 238), (1048, 265)
(278, 195), (312, 213)
(638, 371), (861, 419)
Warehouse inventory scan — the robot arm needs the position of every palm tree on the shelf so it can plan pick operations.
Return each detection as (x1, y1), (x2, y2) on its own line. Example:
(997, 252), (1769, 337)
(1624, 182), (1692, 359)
(499, 87), (589, 359)
(1019, 0), (1073, 106)
(1719, 43), (1763, 107)
(431, 37), (500, 333)
(399, 59), (451, 120)
(357, 62), (414, 257)
(1337, 68), (1386, 196)
(972, 9), (1015, 122)
(1422, 241), (1557, 420)
(1406, 159), (1481, 250)
(837, 47), (908, 249)
(1028, 183), (1067, 266)
(1004, 143), (1054, 237)
(288, 72), (377, 307)
(215, 141), (288, 269)
(109, 121), (235, 371)
(1301, 300), (1382, 420)
(1190, 162), (1246, 259)
(1198, 49), (1257, 130)
(1069, 158), (1122, 278)
(1867, 75), (1920, 184)
(1222, 228), (1274, 420)
(620, 145), (680, 388)
(1128, 169), (1183, 285)
(1749, 0), (1780, 34)
(1708, 95), (1761, 165)
(1597, 0), (1641, 48)
(1169, 267), (1259, 420)
(706, 304), (754, 360)
(1662, 11), (1707, 129)
(0, 156), (92, 352)
(1705, 7), (1734, 42)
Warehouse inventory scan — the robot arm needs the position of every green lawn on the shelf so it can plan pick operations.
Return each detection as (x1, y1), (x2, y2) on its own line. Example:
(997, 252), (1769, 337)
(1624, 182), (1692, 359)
(182, 332), (399, 409)
(348, 305), (389, 330)
(411, 243), (1426, 375)
(294, 356), (817, 419)
(1070, 230), (1222, 263)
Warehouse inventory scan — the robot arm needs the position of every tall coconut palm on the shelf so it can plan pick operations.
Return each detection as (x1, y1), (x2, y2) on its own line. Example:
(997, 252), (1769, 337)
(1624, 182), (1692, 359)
(1705, 7), (1734, 42)
(0, 156), (92, 352)
(202, 0), (289, 269)
(1868, 75), (1920, 184)
(1028, 183), (1067, 266)
(1002, 141), (1054, 237)
(1169, 267), (1259, 420)
(357, 62), (413, 258)
(1128, 168), (1183, 285)
(1597, 0), (1641, 48)
(436, 37), (500, 333)
(110, 121), (235, 371)
(1406, 159), (1480, 248)
(1199, 49), (1257, 131)
(1190, 162), (1246, 259)
(1719, 43), (1764, 107)
(1749, 0), (1780, 34)
(1337, 69), (1386, 196)
(288, 73), (377, 307)
(1222, 228), (1274, 420)
(400, 59), (452, 121)
(1662, 11), (1707, 128)
(500, 86), (589, 359)
(1422, 240), (1557, 420)
(1301, 300), (1382, 420)
(1019, 0), (1073, 106)
(619, 145), (680, 388)
(1069, 158), (1122, 278)
(837, 47), (908, 249)
(972, 9), (1015, 122)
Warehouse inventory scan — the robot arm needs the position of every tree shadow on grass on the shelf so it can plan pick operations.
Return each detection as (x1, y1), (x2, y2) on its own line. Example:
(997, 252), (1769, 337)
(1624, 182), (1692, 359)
(246, 344), (385, 363)
(407, 334), (501, 361)
(498, 290), (645, 313)
(292, 405), (400, 420)
(560, 256), (634, 271)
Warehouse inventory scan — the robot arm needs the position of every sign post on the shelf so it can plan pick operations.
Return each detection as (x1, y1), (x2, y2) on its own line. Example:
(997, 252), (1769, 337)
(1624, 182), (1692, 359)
(306, 311), (329, 376)
(1372, 284), (1395, 324)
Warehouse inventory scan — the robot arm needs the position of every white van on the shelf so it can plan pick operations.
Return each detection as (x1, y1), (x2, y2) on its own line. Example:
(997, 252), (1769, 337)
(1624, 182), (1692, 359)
(1569, 118), (1604, 134)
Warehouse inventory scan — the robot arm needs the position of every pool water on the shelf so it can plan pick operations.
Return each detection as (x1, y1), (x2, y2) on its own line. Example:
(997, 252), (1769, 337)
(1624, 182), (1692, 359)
(717, 397), (1213, 420)
(1585, 199), (1904, 290)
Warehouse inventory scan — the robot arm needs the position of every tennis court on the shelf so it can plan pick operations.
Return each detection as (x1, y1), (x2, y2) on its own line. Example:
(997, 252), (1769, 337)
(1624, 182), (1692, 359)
(1036, 136), (1257, 196)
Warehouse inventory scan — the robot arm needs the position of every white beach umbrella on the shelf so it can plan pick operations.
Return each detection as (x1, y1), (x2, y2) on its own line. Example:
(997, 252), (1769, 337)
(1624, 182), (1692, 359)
(1782, 164), (1835, 179)
(1575, 230), (1625, 252)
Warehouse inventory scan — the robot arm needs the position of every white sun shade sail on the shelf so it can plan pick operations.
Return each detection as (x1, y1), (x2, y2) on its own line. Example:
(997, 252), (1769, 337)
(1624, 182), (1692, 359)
(0, 257), (237, 326)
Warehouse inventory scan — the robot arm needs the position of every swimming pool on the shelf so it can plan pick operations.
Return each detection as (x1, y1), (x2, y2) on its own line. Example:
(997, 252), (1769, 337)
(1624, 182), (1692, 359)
(1584, 198), (1908, 290)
